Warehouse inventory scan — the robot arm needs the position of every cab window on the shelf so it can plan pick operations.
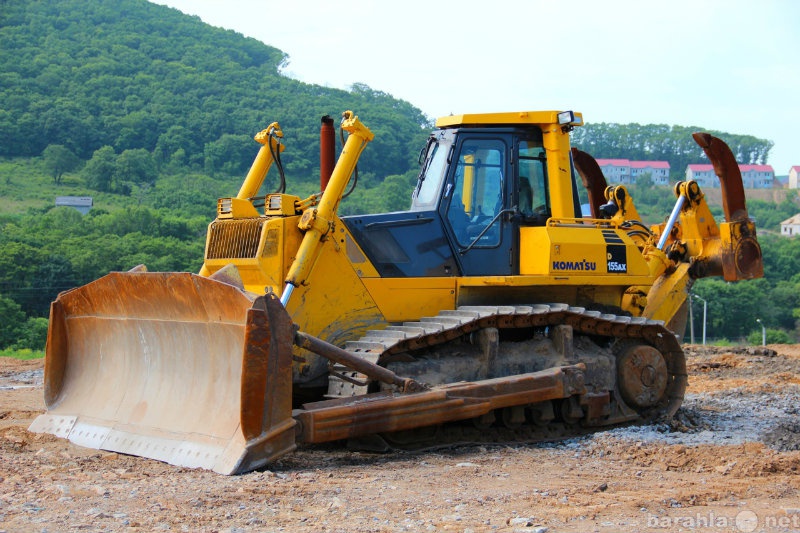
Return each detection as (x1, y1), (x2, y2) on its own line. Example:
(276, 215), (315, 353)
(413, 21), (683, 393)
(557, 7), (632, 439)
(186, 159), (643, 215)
(445, 139), (505, 246)
(517, 139), (549, 224)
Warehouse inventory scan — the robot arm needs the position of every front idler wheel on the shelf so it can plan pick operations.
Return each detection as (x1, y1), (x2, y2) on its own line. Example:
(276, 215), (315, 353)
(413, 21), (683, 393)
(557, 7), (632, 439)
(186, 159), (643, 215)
(616, 343), (669, 411)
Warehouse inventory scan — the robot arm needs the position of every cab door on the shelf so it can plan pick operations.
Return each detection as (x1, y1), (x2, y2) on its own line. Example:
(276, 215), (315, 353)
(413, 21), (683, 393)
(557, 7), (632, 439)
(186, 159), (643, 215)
(440, 134), (515, 276)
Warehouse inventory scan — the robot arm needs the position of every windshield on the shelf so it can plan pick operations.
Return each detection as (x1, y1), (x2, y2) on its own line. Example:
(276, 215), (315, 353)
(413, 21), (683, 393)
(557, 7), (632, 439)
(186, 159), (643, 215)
(412, 139), (449, 209)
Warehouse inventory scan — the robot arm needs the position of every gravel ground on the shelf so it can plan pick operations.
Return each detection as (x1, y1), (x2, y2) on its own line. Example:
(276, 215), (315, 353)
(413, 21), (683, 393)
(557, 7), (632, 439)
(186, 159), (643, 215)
(1, 345), (799, 533)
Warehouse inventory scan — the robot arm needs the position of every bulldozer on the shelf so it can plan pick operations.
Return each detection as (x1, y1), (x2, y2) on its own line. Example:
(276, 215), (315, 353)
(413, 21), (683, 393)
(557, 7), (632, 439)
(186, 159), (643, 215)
(30, 110), (763, 474)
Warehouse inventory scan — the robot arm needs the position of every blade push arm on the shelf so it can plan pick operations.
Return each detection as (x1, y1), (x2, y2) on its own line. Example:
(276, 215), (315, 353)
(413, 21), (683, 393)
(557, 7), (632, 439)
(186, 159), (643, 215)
(237, 123), (285, 200)
(281, 111), (374, 305)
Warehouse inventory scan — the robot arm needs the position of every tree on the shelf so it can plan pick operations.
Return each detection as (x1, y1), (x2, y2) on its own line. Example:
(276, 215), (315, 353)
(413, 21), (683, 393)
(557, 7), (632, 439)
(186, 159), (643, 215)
(571, 123), (774, 181)
(42, 144), (81, 184)
(83, 145), (117, 191)
(203, 134), (255, 176)
(115, 148), (157, 187)
(0, 294), (25, 349)
(154, 125), (199, 169)
(15, 317), (48, 350)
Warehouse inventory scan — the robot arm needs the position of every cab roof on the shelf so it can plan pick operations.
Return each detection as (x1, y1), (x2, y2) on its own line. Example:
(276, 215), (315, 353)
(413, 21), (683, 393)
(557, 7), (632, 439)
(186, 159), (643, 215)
(435, 110), (584, 129)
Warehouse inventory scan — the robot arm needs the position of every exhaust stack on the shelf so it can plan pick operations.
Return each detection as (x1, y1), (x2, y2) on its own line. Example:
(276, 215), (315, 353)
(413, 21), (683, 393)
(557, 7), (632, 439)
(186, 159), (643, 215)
(320, 115), (335, 192)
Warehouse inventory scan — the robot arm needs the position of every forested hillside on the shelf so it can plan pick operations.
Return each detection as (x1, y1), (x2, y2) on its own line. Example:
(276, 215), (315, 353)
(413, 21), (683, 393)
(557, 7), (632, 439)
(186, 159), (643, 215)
(571, 123), (773, 178)
(0, 0), (430, 188)
(0, 0), (796, 353)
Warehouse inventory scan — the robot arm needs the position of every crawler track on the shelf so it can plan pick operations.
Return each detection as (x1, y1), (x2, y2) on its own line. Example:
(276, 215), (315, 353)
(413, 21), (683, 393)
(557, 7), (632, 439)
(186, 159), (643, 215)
(325, 304), (687, 449)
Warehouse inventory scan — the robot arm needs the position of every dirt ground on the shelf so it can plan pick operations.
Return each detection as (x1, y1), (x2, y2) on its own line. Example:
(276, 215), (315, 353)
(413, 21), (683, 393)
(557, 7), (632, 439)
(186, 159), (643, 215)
(2, 345), (799, 533)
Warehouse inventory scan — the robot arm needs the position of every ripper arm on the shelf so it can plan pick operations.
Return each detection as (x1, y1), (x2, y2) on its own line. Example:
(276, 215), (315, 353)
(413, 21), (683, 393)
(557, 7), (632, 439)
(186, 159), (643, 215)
(657, 133), (763, 282)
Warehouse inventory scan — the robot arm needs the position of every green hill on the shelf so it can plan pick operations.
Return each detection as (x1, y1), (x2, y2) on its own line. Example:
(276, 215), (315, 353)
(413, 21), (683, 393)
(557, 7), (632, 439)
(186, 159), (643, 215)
(0, 0), (429, 186)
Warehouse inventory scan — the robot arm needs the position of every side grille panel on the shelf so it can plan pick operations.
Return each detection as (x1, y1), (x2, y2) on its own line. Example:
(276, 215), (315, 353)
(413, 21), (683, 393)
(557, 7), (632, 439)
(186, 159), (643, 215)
(207, 219), (264, 259)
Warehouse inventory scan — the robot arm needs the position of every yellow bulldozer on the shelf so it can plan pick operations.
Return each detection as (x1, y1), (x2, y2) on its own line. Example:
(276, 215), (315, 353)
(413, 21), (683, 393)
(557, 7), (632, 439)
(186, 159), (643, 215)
(30, 110), (763, 474)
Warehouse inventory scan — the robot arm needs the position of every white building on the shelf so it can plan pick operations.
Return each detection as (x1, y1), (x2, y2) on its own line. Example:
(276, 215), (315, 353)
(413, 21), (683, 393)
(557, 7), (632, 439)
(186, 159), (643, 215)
(596, 159), (671, 186)
(781, 214), (800, 236)
(789, 166), (800, 189)
(596, 159), (631, 184)
(685, 164), (718, 188)
(55, 196), (93, 215)
(630, 161), (670, 185)
(685, 164), (775, 188)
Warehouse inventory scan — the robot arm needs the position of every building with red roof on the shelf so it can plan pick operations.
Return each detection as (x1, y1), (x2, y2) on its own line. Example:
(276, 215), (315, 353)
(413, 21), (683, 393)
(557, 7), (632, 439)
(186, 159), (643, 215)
(595, 159), (670, 185)
(630, 161), (670, 185)
(686, 164), (775, 188)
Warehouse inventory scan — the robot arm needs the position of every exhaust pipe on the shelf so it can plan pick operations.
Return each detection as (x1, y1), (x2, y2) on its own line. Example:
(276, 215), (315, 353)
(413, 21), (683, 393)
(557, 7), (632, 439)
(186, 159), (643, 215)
(320, 115), (335, 192)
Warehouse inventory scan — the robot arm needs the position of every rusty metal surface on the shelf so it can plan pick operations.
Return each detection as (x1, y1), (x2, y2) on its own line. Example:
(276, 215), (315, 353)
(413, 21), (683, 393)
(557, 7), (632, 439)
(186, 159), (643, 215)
(691, 132), (763, 281)
(294, 330), (425, 393)
(691, 132), (747, 222)
(372, 305), (686, 421)
(571, 147), (609, 218)
(294, 364), (584, 444)
(29, 273), (296, 474)
(403, 305), (686, 419)
(616, 343), (669, 409)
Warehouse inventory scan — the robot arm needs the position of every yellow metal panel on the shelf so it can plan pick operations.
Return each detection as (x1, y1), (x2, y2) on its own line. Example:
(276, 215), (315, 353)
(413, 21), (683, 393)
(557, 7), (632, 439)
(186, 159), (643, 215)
(643, 263), (692, 325)
(543, 125), (576, 218)
(519, 226), (650, 279)
(334, 221), (380, 278)
(216, 197), (260, 219)
(435, 111), (583, 128)
(361, 278), (457, 322)
(287, 240), (385, 342)
(456, 282), (626, 310)
(201, 216), (304, 295)
(286, 227), (387, 377)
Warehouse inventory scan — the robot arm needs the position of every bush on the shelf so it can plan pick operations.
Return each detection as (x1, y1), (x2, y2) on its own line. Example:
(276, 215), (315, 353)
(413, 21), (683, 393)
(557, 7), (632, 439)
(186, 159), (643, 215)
(746, 328), (794, 345)
(0, 294), (25, 349)
(710, 338), (737, 347)
(14, 317), (49, 351)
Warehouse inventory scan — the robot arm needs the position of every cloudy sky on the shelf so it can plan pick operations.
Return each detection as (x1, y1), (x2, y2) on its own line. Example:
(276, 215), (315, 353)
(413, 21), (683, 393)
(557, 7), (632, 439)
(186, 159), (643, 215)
(154, 0), (799, 174)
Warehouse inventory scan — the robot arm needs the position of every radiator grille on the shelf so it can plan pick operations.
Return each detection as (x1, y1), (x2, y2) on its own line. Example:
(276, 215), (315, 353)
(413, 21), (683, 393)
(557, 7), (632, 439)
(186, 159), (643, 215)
(206, 219), (264, 259)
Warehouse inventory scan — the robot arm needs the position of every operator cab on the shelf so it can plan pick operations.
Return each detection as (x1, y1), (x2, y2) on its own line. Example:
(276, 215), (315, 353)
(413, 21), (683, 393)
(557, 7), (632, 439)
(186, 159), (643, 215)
(342, 111), (584, 278)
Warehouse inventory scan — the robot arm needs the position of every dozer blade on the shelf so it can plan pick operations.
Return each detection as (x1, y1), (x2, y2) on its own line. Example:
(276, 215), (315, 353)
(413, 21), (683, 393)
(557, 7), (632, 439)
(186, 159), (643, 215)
(28, 272), (297, 475)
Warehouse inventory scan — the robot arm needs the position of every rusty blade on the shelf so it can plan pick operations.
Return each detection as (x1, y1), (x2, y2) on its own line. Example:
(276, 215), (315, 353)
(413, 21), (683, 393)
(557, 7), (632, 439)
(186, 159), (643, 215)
(29, 272), (296, 474)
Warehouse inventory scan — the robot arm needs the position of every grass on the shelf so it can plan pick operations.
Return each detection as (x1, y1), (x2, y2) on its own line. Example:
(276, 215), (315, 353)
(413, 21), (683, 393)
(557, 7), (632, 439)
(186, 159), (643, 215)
(0, 348), (45, 360)
(0, 157), (145, 215)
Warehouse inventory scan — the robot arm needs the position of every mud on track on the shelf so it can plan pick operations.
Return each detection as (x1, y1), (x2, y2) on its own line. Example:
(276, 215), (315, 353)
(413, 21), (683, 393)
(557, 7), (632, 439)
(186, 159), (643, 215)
(1, 345), (799, 532)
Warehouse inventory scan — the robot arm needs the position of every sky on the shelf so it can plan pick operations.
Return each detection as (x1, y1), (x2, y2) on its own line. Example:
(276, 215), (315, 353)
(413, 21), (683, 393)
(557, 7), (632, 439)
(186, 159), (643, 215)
(153, 0), (800, 174)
